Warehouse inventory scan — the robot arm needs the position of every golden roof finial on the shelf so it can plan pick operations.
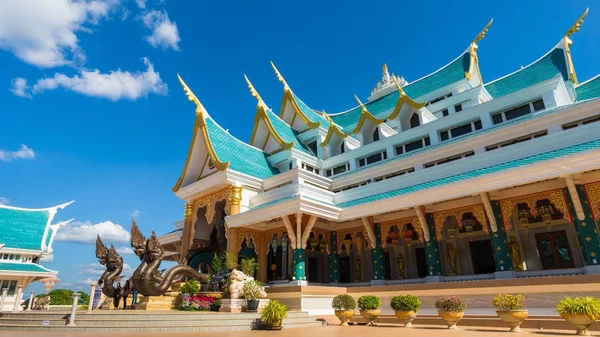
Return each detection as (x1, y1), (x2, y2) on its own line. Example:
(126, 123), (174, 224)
(243, 74), (264, 105)
(564, 8), (589, 38)
(354, 94), (368, 112)
(472, 18), (493, 45)
(383, 63), (388, 73)
(177, 74), (206, 118)
(270, 61), (290, 90)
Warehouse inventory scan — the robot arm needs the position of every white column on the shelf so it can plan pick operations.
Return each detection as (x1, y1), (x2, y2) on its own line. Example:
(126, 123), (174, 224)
(0, 288), (8, 311)
(67, 293), (80, 327)
(87, 284), (96, 313)
(12, 286), (23, 312)
(26, 291), (35, 311)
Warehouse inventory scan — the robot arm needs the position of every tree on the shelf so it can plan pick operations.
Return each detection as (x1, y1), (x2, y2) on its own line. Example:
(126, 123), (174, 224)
(35, 289), (89, 305)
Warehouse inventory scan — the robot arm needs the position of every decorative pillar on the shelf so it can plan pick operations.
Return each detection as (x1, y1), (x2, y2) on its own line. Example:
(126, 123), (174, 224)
(565, 186), (600, 267)
(67, 293), (80, 327)
(0, 288), (7, 311)
(328, 231), (340, 283)
(226, 186), (243, 259)
(12, 286), (23, 312)
(424, 214), (442, 279)
(371, 223), (385, 283)
(258, 230), (268, 283)
(292, 249), (305, 281)
(87, 283), (96, 313)
(489, 201), (514, 273)
(180, 202), (193, 264)
(26, 291), (35, 311)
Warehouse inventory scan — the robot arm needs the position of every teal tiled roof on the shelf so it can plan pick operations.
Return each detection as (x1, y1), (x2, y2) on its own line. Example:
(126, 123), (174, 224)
(0, 206), (50, 251)
(484, 48), (569, 98)
(576, 75), (600, 102)
(264, 109), (311, 154)
(338, 138), (600, 208)
(0, 262), (56, 274)
(205, 117), (279, 179)
(291, 93), (331, 129)
(330, 53), (471, 129)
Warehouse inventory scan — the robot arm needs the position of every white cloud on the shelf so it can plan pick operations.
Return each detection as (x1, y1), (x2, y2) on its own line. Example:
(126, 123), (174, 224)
(129, 209), (143, 218)
(79, 262), (133, 276)
(135, 0), (146, 8)
(76, 278), (96, 286)
(62, 282), (74, 287)
(16, 58), (167, 101)
(0, 197), (9, 205)
(0, 144), (36, 162)
(56, 220), (131, 244)
(0, 0), (121, 68)
(40, 255), (54, 263)
(10, 78), (31, 98)
(141, 10), (180, 51)
(116, 247), (134, 255)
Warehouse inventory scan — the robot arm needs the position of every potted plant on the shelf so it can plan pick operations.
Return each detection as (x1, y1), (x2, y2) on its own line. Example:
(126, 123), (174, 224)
(556, 296), (600, 335)
(435, 296), (467, 330)
(493, 294), (528, 332)
(242, 279), (267, 312)
(180, 279), (200, 295)
(332, 294), (356, 326)
(390, 295), (421, 328)
(358, 295), (382, 326)
(260, 300), (289, 330)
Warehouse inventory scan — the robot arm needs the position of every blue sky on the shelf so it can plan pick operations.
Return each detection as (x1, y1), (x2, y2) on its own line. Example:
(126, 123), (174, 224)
(0, 0), (598, 293)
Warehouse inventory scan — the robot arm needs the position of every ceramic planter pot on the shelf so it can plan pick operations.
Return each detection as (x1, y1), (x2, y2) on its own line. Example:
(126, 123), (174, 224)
(394, 310), (417, 328)
(560, 313), (596, 336)
(496, 310), (528, 332)
(266, 319), (283, 330)
(437, 310), (464, 330)
(246, 299), (259, 312)
(359, 309), (381, 326)
(334, 309), (354, 326)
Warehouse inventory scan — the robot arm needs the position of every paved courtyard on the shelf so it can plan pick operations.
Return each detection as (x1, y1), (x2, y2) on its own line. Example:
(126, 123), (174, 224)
(1, 325), (598, 337)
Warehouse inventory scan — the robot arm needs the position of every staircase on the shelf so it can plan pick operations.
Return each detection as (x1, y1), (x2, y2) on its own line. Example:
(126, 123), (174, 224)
(0, 310), (323, 332)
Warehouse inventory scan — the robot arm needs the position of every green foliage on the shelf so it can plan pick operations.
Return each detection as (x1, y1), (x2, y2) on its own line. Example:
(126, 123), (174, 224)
(434, 296), (467, 312)
(260, 300), (288, 326)
(240, 257), (259, 276)
(242, 280), (265, 300)
(40, 289), (89, 305)
(225, 252), (238, 269)
(332, 294), (356, 310)
(357, 295), (381, 310)
(180, 280), (200, 295)
(211, 253), (225, 275)
(222, 278), (233, 299)
(390, 295), (421, 312)
(556, 297), (600, 319)
(492, 294), (526, 311)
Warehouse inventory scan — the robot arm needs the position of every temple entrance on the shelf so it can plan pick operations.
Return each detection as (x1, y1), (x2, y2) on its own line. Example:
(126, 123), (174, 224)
(339, 256), (351, 283)
(415, 248), (428, 278)
(536, 230), (576, 270)
(383, 252), (391, 280)
(308, 257), (319, 283)
(469, 239), (496, 274)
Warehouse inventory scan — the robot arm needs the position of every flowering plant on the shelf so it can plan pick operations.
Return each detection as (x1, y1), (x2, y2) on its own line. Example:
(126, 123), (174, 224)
(434, 296), (467, 312)
(242, 280), (267, 300)
(179, 294), (216, 311)
(492, 294), (526, 311)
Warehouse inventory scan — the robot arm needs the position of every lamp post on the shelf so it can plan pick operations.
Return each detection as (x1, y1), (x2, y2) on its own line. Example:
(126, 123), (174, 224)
(517, 209), (531, 234)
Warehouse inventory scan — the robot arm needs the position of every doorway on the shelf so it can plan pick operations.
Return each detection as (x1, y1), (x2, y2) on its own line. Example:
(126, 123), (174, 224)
(469, 239), (496, 274)
(308, 257), (319, 283)
(536, 230), (576, 269)
(383, 252), (391, 280)
(414, 248), (428, 278)
(339, 256), (350, 283)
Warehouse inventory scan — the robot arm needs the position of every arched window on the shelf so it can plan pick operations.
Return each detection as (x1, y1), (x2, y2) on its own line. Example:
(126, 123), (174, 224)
(373, 127), (380, 142)
(410, 113), (420, 129)
(340, 142), (345, 154)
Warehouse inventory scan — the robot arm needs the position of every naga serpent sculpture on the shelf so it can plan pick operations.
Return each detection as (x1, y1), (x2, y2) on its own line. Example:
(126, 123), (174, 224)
(130, 222), (210, 296)
(95, 235), (124, 297)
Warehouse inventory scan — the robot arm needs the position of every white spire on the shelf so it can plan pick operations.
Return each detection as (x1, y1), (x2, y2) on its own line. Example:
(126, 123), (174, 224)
(368, 64), (407, 101)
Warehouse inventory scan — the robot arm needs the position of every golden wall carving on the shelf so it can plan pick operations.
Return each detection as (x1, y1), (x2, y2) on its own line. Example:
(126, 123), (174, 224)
(265, 226), (289, 255)
(584, 182), (600, 220)
(380, 216), (424, 248)
(498, 188), (572, 232)
(303, 227), (330, 253)
(433, 203), (489, 241)
(336, 226), (370, 254)
(239, 228), (260, 254)
(191, 187), (232, 225)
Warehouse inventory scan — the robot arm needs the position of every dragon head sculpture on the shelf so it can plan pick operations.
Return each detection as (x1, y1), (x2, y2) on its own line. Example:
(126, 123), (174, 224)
(130, 219), (147, 261)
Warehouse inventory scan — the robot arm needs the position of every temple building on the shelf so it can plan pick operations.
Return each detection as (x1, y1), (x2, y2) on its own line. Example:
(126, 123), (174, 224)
(0, 202), (72, 310)
(160, 10), (600, 286)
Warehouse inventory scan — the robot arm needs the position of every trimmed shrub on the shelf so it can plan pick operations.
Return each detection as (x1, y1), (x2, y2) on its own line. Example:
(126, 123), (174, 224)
(434, 296), (466, 312)
(332, 294), (356, 310)
(358, 295), (381, 310)
(390, 295), (421, 312)
(492, 294), (526, 311)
